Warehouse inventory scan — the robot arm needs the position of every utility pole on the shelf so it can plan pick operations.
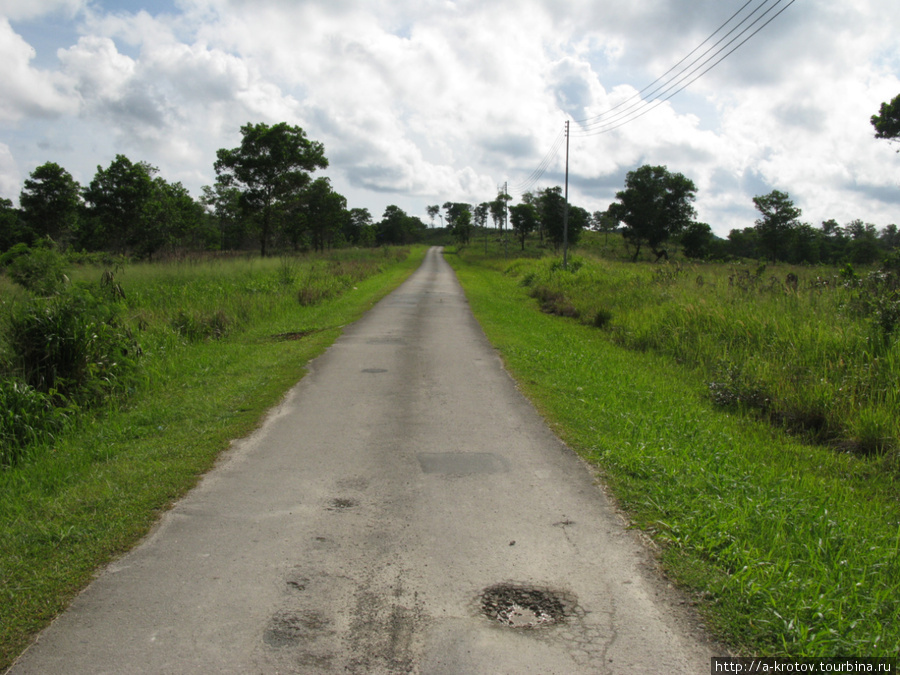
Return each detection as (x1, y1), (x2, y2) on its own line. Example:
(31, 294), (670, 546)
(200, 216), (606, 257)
(503, 180), (509, 259)
(563, 120), (570, 270)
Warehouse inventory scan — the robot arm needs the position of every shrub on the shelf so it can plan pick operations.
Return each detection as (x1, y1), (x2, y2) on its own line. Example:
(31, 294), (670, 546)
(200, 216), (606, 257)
(6, 247), (69, 295)
(4, 285), (141, 406)
(0, 379), (71, 466)
(170, 309), (231, 342)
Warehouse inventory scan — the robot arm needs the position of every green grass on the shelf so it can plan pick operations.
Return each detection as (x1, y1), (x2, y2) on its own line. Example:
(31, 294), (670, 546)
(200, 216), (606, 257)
(0, 246), (426, 670)
(446, 246), (900, 657)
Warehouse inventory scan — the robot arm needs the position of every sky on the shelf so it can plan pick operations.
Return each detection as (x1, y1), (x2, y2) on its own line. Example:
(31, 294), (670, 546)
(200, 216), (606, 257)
(1, 0), (899, 237)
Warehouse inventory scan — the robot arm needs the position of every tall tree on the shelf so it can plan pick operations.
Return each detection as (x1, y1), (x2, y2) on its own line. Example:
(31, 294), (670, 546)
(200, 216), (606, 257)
(0, 198), (24, 252)
(680, 221), (713, 259)
(536, 186), (566, 250)
(378, 205), (426, 245)
(872, 94), (900, 146)
(608, 165), (697, 262)
(753, 190), (801, 263)
(509, 202), (537, 250)
(592, 209), (618, 245)
(304, 177), (347, 252)
(426, 205), (441, 228)
(489, 191), (511, 233)
(344, 207), (375, 246)
(139, 179), (204, 258)
(19, 162), (81, 245)
(214, 122), (328, 256)
(81, 155), (157, 252)
(201, 183), (246, 250)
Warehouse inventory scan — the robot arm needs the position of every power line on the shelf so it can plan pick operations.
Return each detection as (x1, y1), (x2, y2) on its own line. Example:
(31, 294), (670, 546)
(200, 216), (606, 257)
(505, 0), (797, 196)
(573, 0), (797, 137)
(508, 127), (566, 195)
(573, 0), (763, 129)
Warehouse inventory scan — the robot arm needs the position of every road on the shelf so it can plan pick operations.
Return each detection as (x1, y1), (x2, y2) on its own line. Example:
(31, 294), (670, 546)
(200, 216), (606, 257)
(9, 247), (717, 674)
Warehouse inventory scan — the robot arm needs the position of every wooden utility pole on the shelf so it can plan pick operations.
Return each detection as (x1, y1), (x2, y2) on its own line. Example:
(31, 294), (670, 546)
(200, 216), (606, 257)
(563, 120), (570, 270)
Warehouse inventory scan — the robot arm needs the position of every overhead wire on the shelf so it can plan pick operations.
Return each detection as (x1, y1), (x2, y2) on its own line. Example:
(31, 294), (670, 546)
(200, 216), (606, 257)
(573, 0), (763, 130)
(505, 0), (798, 194)
(508, 127), (566, 195)
(573, 0), (797, 137)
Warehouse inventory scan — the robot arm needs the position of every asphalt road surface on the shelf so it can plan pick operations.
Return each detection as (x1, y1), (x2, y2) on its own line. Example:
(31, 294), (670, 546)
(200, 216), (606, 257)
(10, 247), (717, 674)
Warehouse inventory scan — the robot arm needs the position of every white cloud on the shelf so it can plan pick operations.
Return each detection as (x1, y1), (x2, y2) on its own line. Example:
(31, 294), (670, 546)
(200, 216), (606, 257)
(0, 19), (77, 122)
(1, 0), (899, 232)
(0, 142), (19, 197)
(0, 0), (83, 21)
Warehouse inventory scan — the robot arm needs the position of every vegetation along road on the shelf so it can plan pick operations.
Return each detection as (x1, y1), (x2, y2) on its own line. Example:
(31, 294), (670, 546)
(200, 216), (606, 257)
(8, 247), (716, 674)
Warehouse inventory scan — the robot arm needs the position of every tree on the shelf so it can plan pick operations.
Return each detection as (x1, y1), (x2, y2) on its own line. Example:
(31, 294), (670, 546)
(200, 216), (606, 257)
(680, 221), (713, 259)
(0, 198), (24, 252)
(344, 207), (375, 246)
(443, 202), (472, 245)
(592, 209), (618, 245)
(536, 186), (566, 250)
(81, 155), (157, 252)
(377, 205), (426, 245)
(19, 162), (81, 245)
(214, 122), (328, 256)
(426, 205), (441, 228)
(489, 191), (510, 233)
(139, 178), (205, 257)
(303, 177), (347, 252)
(753, 190), (801, 263)
(509, 202), (537, 250)
(201, 183), (246, 250)
(448, 202), (473, 245)
(473, 203), (489, 231)
(872, 94), (900, 145)
(609, 165), (697, 262)
(567, 205), (589, 249)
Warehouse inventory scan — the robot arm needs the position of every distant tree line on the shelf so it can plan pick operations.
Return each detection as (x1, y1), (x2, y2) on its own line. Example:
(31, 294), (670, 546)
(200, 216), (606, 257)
(0, 122), (428, 258)
(444, 96), (900, 264)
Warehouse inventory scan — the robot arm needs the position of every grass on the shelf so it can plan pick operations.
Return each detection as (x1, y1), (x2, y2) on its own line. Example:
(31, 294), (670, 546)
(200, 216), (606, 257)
(445, 244), (900, 657)
(0, 246), (426, 670)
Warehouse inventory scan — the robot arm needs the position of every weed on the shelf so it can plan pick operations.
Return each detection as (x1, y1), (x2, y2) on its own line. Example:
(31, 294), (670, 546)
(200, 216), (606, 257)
(6, 246), (69, 295)
(0, 380), (71, 466)
(5, 284), (140, 406)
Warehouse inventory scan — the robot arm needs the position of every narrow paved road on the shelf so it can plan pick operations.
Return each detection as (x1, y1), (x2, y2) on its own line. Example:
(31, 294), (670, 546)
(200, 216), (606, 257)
(10, 248), (716, 674)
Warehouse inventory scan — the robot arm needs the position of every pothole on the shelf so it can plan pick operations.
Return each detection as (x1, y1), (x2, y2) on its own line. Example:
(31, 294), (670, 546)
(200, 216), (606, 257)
(480, 583), (571, 629)
(328, 497), (358, 510)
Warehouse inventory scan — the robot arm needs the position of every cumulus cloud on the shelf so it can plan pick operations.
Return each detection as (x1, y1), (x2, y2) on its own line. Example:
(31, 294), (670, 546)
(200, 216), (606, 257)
(0, 19), (76, 122)
(1, 0), (899, 231)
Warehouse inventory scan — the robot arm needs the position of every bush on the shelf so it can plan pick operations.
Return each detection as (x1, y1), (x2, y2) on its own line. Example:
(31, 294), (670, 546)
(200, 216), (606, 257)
(170, 309), (231, 342)
(0, 379), (71, 466)
(6, 246), (69, 295)
(4, 285), (141, 405)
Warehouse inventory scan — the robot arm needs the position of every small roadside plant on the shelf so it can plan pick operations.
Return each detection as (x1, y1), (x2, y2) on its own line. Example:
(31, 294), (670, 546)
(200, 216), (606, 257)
(0, 379), (71, 466)
(4, 244), (69, 296)
(4, 281), (142, 408)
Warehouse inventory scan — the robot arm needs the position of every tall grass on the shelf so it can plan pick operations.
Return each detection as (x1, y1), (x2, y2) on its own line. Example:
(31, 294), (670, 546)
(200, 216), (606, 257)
(499, 254), (900, 459)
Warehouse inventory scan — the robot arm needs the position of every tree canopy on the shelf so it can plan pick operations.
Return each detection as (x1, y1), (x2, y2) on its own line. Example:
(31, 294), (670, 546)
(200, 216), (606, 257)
(608, 165), (697, 262)
(753, 190), (801, 263)
(872, 94), (900, 143)
(214, 122), (328, 256)
(509, 202), (537, 250)
(19, 162), (81, 244)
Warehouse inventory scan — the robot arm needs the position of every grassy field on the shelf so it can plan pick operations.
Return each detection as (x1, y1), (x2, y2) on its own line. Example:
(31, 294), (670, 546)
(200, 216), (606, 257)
(0, 246), (426, 670)
(446, 243), (900, 657)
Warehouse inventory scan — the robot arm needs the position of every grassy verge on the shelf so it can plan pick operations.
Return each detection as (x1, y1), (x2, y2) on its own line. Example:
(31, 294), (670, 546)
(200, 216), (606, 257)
(0, 246), (426, 670)
(446, 247), (900, 657)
